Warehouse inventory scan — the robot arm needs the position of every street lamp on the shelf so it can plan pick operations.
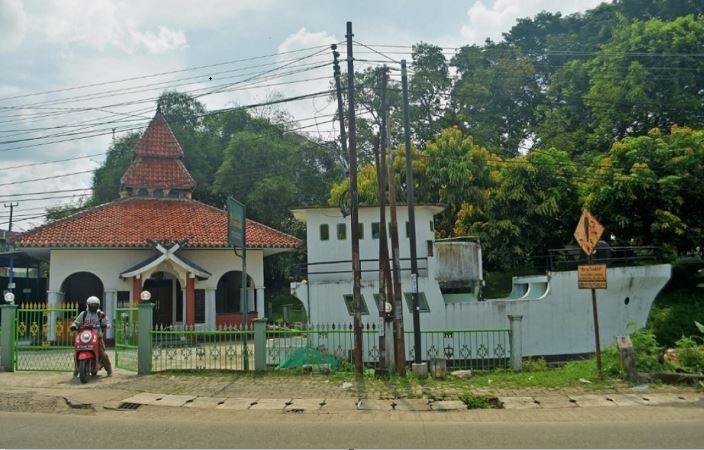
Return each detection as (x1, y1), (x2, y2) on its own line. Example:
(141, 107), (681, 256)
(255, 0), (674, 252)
(140, 290), (151, 302)
(4, 292), (15, 304)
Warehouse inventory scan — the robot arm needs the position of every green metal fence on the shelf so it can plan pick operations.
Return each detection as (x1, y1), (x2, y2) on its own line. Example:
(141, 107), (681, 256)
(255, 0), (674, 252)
(114, 306), (139, 372)
(151, 324), (254, 371)
(14, 303), (79, 371)
(265, 323), (379, 367)
(264, 324), (511, 370)
(404, 328), (511, 370)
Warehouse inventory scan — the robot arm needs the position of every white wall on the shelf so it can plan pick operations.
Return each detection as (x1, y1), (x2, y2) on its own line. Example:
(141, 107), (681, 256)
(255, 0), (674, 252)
(49, 247), (265, 295)
(293, 206), (441, 282)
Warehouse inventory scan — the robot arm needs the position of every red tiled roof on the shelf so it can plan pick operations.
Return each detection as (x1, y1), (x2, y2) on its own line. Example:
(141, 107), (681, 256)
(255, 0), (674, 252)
(133, 111), (184, 158)
(15, 198), (302, 249)
(120, 157), (195, 190)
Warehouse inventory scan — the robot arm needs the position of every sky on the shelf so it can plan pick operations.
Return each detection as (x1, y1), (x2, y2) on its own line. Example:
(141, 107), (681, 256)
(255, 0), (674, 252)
(0, 0), (603, 231)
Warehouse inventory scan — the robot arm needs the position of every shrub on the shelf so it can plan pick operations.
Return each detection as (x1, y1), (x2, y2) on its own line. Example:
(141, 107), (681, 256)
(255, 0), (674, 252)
(522, 357), (548, 372)
(675, 336), (704, 374)
(458, 393), (498, 409)
(629, 326), (668, 373)
(601, 346), (623, 377)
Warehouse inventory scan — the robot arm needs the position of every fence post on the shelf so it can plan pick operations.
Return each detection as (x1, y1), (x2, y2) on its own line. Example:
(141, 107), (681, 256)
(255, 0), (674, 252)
(0, 305), (18, 372)
(253, 318), (267, 371)
(137, 303), (154, 375)
(508, 315), (523, 371)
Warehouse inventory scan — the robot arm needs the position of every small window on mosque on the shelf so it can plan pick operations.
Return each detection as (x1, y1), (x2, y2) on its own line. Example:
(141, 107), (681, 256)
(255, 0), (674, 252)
(137, 188), (148, 197)
(168, 190), (180, 198)
(343, 294), (369, 316)
(153, 189), (164, 198)
(125, 187), (134, 197)
(337, 223), (347, 240)
(320, 224), (329, 241)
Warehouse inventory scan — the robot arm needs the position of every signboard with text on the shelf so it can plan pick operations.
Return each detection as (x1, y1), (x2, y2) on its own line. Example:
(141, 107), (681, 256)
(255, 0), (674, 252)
(578, 264), (607, 289)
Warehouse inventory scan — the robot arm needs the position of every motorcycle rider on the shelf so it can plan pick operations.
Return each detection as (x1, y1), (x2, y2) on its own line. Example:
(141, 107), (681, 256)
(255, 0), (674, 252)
(70, 296), (112, 377)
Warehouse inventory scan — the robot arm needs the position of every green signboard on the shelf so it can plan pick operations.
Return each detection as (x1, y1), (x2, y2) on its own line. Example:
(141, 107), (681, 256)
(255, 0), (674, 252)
(227, 197), (246, 248)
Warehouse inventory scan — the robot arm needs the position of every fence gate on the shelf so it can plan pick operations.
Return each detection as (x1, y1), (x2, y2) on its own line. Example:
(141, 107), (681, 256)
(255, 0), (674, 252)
(114, 306), (139, 372)
(14, 303), (79, 371)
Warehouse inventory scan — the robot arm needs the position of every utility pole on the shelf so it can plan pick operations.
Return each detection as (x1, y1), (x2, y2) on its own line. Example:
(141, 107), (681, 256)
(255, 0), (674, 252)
(387, 118), (406, 374)
(4, 202), (18, 295)
(346, 21), (363, 375)
(401, 59), (422, 365)
(374, 67), (391, 372)
(331, 45), (348, 156)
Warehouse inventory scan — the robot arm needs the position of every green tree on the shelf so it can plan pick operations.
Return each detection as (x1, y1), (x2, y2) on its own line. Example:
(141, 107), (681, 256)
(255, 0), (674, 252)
(583, 126), (704, 253)
(90, 132), (140, 204)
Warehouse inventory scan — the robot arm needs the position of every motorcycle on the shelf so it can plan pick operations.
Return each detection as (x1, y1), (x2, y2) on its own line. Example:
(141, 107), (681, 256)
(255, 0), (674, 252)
(73, 327), (103, 383)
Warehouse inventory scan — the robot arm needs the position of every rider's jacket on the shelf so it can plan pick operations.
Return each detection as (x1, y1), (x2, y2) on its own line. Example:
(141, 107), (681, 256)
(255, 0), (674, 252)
(72, 310), (108, 338)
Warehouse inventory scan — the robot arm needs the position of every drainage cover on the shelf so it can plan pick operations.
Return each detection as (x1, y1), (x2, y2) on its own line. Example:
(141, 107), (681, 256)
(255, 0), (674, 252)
(118, 402), (142, 410)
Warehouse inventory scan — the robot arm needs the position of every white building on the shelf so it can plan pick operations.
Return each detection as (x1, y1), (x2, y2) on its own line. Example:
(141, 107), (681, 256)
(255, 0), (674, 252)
(16, 110), (301, 339)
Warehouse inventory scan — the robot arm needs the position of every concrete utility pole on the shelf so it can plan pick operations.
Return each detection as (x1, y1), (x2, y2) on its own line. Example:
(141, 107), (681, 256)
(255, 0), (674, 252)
(387, 119), (406, 374)
(3, 202), (18, 294)
(374, 67), (391, 372)
(345, 21), (364, 375)
(331, 45), (348, 156)
(401, 59), (422, 365)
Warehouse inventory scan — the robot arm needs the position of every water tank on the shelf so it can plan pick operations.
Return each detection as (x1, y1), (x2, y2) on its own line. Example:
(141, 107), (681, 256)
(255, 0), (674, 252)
(434, 239), (482, 289)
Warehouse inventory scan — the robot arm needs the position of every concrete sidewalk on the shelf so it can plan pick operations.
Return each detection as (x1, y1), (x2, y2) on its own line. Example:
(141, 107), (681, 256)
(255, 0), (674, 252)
(0, 370), (701, 414)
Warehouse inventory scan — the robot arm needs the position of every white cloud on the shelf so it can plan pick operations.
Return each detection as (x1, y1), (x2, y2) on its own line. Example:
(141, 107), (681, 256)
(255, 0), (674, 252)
(34, 0), (188, 54)
(460, 0), (603, 45)
(0, 0), (27, 51)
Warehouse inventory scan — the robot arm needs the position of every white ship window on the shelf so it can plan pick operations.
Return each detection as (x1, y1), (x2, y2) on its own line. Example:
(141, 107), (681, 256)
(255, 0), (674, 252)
(403, 292), (430, 313)
(405, 221), (410, 238)
(320, 224), (329, 241)
(337, 223), (347, 240)
(343, 294), (369, 315)
(430, 221), (435, 231)
(371, 222), (380, 239)
(358, 223), (364, 240)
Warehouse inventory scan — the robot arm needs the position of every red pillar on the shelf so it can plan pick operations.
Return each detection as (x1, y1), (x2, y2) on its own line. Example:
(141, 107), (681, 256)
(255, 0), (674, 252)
(132, 276), (142, 305)
(186, 275), (195, 326)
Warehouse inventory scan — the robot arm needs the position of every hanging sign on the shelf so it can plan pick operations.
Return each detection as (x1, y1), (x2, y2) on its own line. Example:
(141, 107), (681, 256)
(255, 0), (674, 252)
(578, 264), (607, 289)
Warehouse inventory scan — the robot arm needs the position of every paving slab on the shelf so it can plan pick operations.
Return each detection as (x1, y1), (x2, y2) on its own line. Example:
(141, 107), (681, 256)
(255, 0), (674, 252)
(184, 397), (227, 409)
(319, 398), (359, 411)
(249, 398), (291, 410)
(148, 394), (197, 407)
(533, 396), (578, 409)
(285, 398), (325, 412)
(568, 394), (617, 408)
(605, 394), (649, 406)
(357, 399), (393, 411)
(216, 398), (257, 410)
(499, 396), (540, 409)
(429, 400), (466, 411)
(642, 393), (699, 406)
(120, 392), (166, 405)
(392, 398), (431, 411)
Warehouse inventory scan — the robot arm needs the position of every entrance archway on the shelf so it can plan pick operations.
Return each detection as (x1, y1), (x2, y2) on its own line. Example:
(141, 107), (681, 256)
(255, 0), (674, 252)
(61, 272), (103, 310)
(216, 271), (255, 314)
(144, 271), (182, 326)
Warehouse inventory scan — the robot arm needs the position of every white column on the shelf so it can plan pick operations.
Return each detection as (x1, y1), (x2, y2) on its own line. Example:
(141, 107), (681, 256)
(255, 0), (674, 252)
(205, 288), (216, 330)
(104, 290), (117, 340)
(47, 290), (63, 342)
(256, 287), (265, 319)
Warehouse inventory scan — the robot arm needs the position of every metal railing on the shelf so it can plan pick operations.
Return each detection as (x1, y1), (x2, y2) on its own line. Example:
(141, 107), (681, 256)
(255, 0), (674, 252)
(14, 302), (79, 371)
(547, 246), (664, 272)
(264, 324), (511, 371)
(151, 324), (254, 371)
(114, 306), (139, 372)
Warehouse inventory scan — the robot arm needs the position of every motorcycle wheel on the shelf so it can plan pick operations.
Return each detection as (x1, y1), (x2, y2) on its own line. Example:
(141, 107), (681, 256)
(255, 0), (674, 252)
(78, 359), (89, 384)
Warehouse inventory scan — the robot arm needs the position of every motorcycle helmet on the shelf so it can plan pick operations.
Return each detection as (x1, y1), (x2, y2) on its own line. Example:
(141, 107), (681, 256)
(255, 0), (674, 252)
(86, 296), (100, 313)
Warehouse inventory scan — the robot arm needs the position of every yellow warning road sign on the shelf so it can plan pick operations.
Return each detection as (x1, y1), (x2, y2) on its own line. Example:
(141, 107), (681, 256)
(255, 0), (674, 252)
(574, 210), (604, 256)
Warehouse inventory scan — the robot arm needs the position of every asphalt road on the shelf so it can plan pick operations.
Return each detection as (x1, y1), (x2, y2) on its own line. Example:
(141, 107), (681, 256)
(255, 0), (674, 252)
(1, 405), (704, 448)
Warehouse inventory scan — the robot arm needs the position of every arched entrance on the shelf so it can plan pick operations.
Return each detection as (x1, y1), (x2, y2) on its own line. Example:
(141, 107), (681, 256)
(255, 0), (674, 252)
(216, 271), (255, 314)
(144, 271), (182, 326)
(61, 272), (103, 310)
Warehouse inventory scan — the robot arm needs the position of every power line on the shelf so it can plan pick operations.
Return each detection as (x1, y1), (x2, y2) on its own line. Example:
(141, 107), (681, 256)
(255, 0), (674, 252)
(0, 43), (337, 103)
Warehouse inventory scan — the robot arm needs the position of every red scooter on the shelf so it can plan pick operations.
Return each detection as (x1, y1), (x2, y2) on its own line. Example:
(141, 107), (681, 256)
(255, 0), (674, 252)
(73, 327), (103, 383)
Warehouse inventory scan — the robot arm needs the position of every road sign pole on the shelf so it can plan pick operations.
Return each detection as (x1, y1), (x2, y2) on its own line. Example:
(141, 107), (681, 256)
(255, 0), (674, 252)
(589, 254), (602, 377)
